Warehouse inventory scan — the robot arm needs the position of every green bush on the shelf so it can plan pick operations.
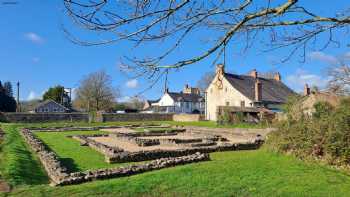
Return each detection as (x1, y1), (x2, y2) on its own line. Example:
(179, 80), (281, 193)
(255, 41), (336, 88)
(217, 109), (231, 125)
(266, 97), (350, 167)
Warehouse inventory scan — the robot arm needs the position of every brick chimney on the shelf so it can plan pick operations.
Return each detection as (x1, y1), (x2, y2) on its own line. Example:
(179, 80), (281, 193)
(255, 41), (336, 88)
(255, 79), (262, 101)
(216, 64), (225, 76)
(274, 72), (281, 81)
(304, 84), (310, 96)
(250, 69), (258, 78)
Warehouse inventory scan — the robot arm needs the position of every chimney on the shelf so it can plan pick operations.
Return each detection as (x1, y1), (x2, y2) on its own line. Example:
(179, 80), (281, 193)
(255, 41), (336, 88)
(304, 84), (310, 96)
(216, 64), (225, 76)
(274, 72), (281, 81)
(255, 80), (262, 101)
(250, 69), (258, 78)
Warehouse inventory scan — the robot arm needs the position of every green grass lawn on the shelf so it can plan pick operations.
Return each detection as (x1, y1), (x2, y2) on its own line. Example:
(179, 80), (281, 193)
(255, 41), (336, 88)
(1, 122), (350, 197)
(34, 130), (144, 172)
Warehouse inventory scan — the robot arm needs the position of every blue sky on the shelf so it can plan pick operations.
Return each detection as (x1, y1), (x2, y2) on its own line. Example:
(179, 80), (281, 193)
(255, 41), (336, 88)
(0, 1), (349, 101)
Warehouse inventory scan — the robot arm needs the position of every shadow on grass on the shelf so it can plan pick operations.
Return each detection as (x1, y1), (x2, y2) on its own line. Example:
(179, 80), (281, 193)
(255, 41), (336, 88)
(60, 158), (80, 172)
(1, 125), (49, 186)
(9, 144), (49, 185)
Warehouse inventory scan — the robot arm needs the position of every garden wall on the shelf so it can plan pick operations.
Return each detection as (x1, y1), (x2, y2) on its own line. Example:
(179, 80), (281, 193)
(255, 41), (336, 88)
(101, 113), (174, 122)
(2, 113), (89, 123)
(0, 112), (174, 123)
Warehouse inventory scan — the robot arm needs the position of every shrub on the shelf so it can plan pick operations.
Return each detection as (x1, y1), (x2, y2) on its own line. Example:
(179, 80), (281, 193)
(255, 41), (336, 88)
(217, 109), (231, 125)
(266, 97), (350, 167)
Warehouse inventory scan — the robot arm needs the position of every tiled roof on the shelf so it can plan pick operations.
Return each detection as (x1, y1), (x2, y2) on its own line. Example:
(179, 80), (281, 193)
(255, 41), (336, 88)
(167, 92), (204, 102)
(34, 99), (69, 110)
(224, 73), (295, 103)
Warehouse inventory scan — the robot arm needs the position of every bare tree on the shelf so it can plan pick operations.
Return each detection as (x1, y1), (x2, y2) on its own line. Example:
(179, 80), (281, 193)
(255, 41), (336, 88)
(327, 64), (350, 95)
(74, 71), (120, 112)
(126, 96), (145, 111)
(196, 71), (215, 93)
(63, 0), (350, 81)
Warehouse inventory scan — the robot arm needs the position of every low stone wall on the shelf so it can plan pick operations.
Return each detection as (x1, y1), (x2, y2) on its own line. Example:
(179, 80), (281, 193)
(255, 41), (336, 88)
(70, 135), (124, 158)
(184, 126), (276, 138)
(20, 129), (71, 185)
(56, 152), (209, 186)
(21, 128), (210, 186)
(173, 114), (204, 122)
(107, 142), (262, 163)
(101, 113), (174, 122)
(3, 113), (89, 123)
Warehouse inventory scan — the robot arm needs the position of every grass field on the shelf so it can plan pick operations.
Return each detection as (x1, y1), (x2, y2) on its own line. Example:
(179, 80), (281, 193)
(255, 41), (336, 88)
(1, 122), (350, 197)
(34, 130), (146, 172)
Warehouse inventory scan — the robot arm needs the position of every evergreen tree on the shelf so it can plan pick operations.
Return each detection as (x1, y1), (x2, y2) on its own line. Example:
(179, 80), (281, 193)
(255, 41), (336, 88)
(3, 81), (13, 97)
(0, 81), (4, 94)
(0, 81), (16, 112)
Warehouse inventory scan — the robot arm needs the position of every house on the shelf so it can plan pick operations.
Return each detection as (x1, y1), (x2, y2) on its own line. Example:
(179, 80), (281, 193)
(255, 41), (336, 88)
(301, 84), (341, 115)
(206, 64), (295, 121)
(143, 99), (160, 110)
(34, 99), (70, 113)
(150, 85), (205, 114)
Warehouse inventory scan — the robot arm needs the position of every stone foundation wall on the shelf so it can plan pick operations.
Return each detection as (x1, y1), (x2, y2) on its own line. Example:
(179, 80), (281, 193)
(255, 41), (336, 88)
(21, 128), (210, 186)
(70, 135), (124, 158)
(56, 152), (209, 186)
(107, 142), (262, 163)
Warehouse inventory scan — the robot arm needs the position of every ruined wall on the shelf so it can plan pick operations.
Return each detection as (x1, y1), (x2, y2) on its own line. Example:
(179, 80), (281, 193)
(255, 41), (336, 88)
(21, 128), (209, 186)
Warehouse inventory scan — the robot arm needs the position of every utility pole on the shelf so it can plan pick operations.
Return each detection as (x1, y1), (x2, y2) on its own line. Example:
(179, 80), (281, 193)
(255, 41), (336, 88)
(16, 81), (20, 112)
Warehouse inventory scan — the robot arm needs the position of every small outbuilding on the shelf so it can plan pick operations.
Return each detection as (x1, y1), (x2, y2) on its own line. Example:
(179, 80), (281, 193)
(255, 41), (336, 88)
(34, 99), (70, 113)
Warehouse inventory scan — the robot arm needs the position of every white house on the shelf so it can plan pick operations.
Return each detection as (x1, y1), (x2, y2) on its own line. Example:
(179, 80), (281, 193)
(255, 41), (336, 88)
(146, 85), (205, 114)
(206, 64), (295, 121)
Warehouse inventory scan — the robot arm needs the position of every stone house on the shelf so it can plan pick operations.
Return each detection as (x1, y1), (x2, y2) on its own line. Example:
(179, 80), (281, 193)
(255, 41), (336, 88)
(34, 99), (70, 113)
(301, 84), (341, 116)
(147, 85), (205, 114)
(205, 64), (295, 121)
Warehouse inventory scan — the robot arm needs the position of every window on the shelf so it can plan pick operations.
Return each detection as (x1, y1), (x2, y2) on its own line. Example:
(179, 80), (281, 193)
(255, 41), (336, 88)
(226, 101), (229, 106)
(44, 108), (49, 112)
(53, 108), (58, 112)
(225, 87), (228, 92)
(240, 101), (245, 108)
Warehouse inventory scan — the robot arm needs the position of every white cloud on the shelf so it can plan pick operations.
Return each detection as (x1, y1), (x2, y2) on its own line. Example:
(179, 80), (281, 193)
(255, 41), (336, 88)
(125, 79), (138, 88)
(308, 51), (339, 65)
(24, 32), (44, 44)
(27, 91), (40, 101)
(286, 69), (330, 92)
